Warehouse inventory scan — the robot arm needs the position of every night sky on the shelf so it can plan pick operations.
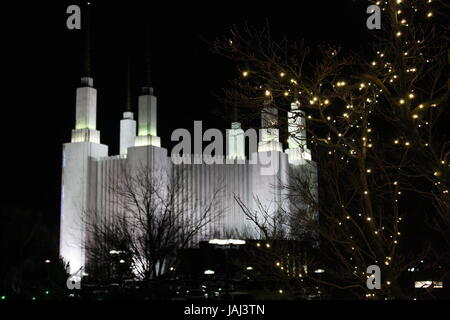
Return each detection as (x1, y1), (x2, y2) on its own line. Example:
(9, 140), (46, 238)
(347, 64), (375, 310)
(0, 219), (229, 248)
(2, 1), (368, 229)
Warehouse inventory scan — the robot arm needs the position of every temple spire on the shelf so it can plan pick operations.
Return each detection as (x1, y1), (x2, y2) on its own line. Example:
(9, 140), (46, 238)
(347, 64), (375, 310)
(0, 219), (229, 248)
(135, 24), (160, 148)
(258, 99), (282, 153)
(120, 58), (136, 155)
(285, 102), (312, 164)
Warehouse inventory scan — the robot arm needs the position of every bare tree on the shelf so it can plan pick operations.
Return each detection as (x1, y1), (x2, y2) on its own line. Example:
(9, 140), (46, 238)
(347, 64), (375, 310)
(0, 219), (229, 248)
(213, 0), (449, 299)
(86, 162), (223, 284)
(233, 192), (320, 299)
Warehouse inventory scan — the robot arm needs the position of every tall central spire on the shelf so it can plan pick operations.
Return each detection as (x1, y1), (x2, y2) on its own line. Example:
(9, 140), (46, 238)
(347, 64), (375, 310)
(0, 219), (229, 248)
(134, 18), (160, 148)
(120, 56), (136, 155)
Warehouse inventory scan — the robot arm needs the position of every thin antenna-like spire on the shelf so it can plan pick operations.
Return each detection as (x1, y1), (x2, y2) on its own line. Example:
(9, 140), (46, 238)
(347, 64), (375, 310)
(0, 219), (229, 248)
(83, 2), (91, 78)
(125, 57), (131, 112)
(140, 21), (154, 95)
(144, 22), (152, 88)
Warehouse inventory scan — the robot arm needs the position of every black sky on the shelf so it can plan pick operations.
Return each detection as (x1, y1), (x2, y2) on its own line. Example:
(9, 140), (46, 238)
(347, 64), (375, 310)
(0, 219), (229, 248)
(2, 0), (369, 227)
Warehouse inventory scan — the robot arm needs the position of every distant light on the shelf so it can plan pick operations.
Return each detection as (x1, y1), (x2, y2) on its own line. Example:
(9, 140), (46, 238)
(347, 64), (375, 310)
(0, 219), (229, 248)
(204, 270), (215, 275)
(246, 266), (253, 271)
(314, 269), (325, 274)
(1, 296), (5, 300)
(44, 259), (51, 264)
(208, 239), (246, 246)
(278, 289), (283, 294)
(119, 259), (125, 264)
(45, 291), (50, 295)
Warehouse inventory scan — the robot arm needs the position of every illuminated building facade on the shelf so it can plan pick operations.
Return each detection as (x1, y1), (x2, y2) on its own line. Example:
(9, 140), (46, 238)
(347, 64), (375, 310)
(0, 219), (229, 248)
(59, 76), (317, 274)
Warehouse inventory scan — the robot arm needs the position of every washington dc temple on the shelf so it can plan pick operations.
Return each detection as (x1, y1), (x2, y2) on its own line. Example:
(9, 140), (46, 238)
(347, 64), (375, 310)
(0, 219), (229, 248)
(60, 73), (318, 274)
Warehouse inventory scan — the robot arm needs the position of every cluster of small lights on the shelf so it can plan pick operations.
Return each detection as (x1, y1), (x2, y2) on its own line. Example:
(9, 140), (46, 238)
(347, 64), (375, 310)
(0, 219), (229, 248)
(233, 1), (445, 289)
